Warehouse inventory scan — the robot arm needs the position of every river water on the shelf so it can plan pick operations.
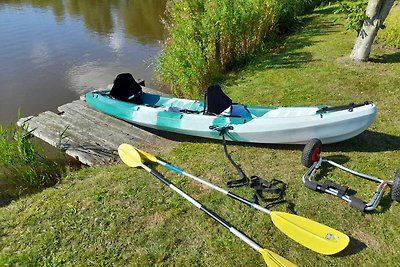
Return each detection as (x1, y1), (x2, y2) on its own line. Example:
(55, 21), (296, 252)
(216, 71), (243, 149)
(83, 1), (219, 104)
(0, 0), (167, 124)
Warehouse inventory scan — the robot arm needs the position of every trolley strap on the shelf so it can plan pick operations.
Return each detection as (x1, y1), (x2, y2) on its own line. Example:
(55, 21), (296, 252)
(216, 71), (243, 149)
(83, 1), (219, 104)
(210, 125), (286, 207)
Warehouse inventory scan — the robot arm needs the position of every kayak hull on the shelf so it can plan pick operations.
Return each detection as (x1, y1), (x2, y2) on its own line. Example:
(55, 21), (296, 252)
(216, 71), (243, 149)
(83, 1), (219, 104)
(85, 91), (377, 144)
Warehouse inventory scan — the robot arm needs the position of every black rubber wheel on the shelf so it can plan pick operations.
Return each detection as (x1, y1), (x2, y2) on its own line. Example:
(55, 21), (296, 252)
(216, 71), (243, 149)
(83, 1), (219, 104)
(391, 169), (400, 202)
(301, 138), (322, 168)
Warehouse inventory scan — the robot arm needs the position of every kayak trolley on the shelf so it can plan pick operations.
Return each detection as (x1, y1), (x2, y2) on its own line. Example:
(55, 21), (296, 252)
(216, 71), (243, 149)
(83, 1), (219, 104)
(301, 138), (400, 212)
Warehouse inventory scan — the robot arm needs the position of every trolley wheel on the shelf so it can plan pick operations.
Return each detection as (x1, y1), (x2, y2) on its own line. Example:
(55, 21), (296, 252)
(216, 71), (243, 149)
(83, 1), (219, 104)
(391, 169), (400, 202)
(301, 138), (322, 168)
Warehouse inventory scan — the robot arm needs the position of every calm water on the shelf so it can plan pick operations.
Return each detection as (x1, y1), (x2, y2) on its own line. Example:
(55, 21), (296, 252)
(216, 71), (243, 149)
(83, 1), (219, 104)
(0, 0), (167, 124)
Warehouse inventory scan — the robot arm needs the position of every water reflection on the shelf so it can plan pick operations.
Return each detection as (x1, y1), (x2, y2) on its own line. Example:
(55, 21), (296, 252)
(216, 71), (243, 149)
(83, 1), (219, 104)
(1, 0), (167, 42)
(0, 0), (167, 124)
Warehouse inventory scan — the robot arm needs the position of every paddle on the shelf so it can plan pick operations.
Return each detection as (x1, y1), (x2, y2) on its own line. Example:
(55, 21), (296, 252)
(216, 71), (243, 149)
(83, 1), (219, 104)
(118, 144), (297, 267)
(123, 144), (350, 255)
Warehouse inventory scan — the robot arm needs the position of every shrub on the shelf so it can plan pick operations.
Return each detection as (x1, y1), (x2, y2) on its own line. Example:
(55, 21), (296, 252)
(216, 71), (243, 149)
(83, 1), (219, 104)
(157, 0), (326, 98)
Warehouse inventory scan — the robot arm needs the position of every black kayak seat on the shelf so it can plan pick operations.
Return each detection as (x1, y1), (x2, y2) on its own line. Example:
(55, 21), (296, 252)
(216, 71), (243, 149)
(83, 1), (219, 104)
(110, 73), (143, 104)
(204, 84), (233, 115)
(204, 84), (252, 118)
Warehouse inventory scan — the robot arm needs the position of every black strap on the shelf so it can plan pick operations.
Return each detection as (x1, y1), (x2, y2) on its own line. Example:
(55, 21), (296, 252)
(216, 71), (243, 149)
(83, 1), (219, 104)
(179, 109), (202, 114)
(209, 125), (286, 207)
(249, 176), (286, 208)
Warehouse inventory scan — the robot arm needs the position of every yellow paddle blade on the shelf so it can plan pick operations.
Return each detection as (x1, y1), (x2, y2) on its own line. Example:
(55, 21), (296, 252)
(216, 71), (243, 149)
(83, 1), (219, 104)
(118, 144), (142, 168)
(270, 212), (349, 255)
(133, 146), (158, 163)
(259, 248), (297, 267)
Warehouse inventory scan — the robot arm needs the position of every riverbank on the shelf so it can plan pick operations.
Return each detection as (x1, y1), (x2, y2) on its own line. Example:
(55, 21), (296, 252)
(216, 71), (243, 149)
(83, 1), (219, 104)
(1, 7), (400, 266)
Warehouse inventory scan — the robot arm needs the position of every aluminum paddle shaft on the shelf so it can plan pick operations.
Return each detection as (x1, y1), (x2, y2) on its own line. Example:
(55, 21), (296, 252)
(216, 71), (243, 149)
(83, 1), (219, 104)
(118, 144), (297, 267)
(128, 144), (350, 255)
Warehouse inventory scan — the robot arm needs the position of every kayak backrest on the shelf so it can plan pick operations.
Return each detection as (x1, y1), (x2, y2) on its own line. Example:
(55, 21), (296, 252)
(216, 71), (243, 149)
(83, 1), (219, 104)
(110, 73), (142, 103)
(204, 85), (233, 115)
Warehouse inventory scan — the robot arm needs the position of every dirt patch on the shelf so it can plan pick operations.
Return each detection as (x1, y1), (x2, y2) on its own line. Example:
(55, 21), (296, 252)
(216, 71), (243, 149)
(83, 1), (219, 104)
(352, 228), (386, 251)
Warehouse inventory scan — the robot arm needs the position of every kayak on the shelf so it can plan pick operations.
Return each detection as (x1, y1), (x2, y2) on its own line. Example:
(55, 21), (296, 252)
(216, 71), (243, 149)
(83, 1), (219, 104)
(85, 89), (377, 144)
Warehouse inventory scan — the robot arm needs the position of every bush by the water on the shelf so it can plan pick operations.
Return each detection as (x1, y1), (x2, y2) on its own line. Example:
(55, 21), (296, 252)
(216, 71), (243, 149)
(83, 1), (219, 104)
(157, 0), (325, 98)
(0, 124), (64, 198)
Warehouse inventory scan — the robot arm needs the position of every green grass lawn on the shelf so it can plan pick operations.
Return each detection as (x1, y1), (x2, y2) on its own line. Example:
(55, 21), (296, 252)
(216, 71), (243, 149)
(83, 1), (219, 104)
(1, 6), (400, 266)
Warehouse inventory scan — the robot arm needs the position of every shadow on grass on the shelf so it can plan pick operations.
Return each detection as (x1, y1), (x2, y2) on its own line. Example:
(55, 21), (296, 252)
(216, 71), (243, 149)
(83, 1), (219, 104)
(335, 237), (367, 257)
(0, 195), (11, 207)
(140, 123), (400, 155)
(323, 130), (400, 153)
(220, 10), (342, 86)
(312, 5), (339, 16)
(370, 52), (400, 64)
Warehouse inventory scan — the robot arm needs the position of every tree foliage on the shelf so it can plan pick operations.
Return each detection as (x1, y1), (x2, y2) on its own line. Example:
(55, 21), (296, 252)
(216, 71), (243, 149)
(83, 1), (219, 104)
(335, 0), (368, 32)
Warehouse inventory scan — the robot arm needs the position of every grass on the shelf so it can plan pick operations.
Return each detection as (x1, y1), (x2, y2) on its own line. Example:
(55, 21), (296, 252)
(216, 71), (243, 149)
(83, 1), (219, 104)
(1, 6), (400, 266)
(377, 2), (400, 49)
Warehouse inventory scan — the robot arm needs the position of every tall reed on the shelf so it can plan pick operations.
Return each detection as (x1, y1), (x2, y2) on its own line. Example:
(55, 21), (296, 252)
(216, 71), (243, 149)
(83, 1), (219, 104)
(157, 0), (325, 98)
(0, 123), (64, 198)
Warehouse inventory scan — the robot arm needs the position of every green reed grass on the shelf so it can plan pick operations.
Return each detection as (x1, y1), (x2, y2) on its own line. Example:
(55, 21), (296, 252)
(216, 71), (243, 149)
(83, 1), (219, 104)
(157, 0), (325, 98)
(0, 123), (64, 198)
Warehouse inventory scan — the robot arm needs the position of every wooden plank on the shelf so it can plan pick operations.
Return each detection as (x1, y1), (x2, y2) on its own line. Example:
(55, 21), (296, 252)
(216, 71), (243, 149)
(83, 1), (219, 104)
(18, 114), (114, 166)
(58, 100), (157, 144)
(16, 85), (176, 166)
(57, 101), (174, 152)
(17, 92), (177, 166)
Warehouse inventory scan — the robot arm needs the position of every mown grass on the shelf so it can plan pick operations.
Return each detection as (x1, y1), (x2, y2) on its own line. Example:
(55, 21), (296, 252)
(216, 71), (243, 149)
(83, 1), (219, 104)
(1, 6), (400, 266)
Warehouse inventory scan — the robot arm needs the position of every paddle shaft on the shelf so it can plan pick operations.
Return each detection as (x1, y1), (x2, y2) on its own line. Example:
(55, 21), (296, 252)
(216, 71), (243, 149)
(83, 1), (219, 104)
(158, 160), (272, 215)
(124, 144), (349, 255)
(152, 157), (350, 255)
(140, 163), (263, 252)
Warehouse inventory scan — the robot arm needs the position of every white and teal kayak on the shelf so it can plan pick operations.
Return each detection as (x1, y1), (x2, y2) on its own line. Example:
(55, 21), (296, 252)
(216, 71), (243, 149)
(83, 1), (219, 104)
(85, 90), (377, 144)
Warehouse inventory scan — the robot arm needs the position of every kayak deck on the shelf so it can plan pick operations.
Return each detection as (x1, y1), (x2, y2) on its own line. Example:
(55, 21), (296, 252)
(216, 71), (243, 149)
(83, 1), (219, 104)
(85, 91), (377, 144)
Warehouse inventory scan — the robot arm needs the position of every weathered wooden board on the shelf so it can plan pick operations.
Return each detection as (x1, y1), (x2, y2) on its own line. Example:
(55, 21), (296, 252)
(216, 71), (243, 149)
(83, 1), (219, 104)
(17, 88), (176, 166)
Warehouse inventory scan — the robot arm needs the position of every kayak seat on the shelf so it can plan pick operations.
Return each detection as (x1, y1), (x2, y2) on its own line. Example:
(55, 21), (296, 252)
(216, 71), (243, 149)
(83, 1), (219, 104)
(109, 73), (143, 104)
(204, 84), (232, 115)
(204, 84), (252, 118)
